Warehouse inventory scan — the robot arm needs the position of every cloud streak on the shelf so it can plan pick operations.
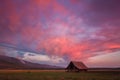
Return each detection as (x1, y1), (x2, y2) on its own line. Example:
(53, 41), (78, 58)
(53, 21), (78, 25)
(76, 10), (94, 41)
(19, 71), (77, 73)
(0, 0), (120, 67)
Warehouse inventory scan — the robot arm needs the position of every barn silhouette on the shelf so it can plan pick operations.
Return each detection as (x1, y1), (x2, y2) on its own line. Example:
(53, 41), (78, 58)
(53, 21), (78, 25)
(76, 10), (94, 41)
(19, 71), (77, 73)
(66, 61), (88, 72)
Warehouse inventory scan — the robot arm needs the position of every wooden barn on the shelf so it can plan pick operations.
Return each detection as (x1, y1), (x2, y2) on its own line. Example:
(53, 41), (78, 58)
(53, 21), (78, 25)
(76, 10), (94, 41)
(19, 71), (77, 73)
(66, 61), (88, 72)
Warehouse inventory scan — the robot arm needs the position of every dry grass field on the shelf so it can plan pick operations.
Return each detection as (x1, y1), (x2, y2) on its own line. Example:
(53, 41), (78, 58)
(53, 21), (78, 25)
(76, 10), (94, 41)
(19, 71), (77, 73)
(0, 70), (120, 80)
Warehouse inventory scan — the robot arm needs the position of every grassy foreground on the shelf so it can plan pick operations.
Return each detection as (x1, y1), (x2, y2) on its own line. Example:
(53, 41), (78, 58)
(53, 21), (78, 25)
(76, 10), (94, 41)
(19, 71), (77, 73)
(0, 70), (120, 80)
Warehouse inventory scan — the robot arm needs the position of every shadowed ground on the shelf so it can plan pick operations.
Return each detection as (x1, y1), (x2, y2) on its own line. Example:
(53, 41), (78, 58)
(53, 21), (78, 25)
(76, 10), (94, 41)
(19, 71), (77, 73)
(0, 70), (120, 80)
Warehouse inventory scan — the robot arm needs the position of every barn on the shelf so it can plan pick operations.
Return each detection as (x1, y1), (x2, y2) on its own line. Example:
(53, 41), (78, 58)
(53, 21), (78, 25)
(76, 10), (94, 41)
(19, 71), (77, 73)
(66, 61), (88, 72)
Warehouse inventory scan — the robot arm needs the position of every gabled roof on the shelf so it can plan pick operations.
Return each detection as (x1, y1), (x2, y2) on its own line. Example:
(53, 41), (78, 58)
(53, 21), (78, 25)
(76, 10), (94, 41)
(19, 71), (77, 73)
(72, 61), (88, 69)
(67, 61), (88, 69)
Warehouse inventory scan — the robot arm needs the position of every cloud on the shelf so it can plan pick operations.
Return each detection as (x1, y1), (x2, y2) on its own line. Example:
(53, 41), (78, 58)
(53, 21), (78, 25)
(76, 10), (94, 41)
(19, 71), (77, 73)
(86, 51), (120, 67)
(0, 0), (120, 67)
(22, 52), (65, 65)
(0, 46), (24, 58)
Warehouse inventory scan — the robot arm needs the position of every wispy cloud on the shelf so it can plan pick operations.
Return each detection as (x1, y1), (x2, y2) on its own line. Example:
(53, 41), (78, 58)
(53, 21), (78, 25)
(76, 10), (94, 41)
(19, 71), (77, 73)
(0, 0), (120, 67)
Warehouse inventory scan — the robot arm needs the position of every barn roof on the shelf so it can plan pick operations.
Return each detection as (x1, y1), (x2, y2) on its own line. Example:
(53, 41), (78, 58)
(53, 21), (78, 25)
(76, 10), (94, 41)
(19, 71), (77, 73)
(67, 61), (88, 69)
(72, 61), (87, 69)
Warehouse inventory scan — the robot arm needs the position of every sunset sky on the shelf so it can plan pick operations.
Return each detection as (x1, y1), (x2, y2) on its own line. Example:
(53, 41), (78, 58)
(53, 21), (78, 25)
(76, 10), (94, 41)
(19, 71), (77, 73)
(0, 0), (120, 67)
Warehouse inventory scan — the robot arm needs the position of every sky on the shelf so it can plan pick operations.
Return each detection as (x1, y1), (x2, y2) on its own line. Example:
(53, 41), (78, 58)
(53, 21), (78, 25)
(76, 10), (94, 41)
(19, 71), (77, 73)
(0, 0), (120, 67)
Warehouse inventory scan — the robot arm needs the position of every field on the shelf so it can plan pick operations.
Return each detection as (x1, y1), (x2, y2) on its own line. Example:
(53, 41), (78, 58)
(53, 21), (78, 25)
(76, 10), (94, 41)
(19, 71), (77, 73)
(0, 70), (120, 80)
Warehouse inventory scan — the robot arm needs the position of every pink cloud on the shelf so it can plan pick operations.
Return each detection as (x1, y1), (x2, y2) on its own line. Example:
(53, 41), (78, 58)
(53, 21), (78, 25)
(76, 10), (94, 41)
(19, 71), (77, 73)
(0, 0), (120, 67)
